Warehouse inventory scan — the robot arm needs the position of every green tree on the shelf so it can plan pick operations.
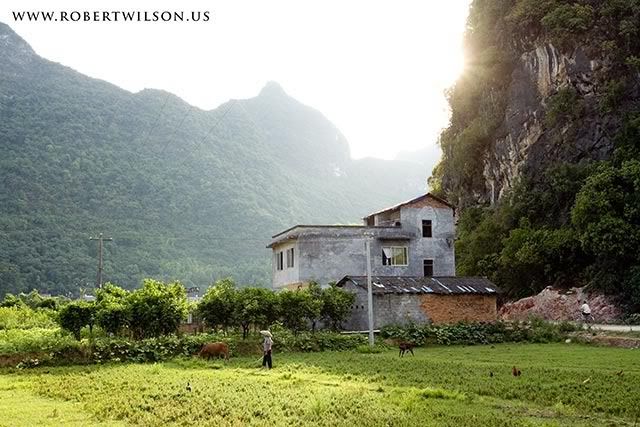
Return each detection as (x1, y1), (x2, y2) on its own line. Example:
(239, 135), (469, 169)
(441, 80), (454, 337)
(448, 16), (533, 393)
(571, 160), (640, 304)
(198, 278), (238, 331)
(127, 279), (188, 339)
(306, 282), (324, 333)
(0, 293), (25, 308)
(321, 283), (355, 330)
(57, 301), (96, 340)
(278, 289), (311, 333)
(235, 287), (277, 339)
(95, 283), (131, 336)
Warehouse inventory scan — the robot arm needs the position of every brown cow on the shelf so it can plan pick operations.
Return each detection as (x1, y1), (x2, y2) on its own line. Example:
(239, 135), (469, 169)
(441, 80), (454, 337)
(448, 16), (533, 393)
(198, 342), (229, 361)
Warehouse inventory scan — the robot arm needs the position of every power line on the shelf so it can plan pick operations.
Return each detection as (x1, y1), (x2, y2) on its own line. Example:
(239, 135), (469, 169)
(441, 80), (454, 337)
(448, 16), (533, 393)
(136, 92), (173, 148)
(171, 100), (237, 171)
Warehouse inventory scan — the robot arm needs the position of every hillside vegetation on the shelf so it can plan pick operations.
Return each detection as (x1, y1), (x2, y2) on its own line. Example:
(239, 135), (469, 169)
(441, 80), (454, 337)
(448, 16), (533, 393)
(0, 23), (425, 296)
(430, 0), (640, 308)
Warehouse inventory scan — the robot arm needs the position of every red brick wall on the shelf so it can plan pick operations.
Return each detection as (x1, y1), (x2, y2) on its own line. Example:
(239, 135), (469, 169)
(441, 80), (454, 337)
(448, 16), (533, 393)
(420, 294), (497, 324)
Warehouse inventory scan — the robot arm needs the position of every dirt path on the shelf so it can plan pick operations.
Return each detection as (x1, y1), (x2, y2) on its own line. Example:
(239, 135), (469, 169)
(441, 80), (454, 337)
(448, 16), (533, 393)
(581, 324), (639, 332)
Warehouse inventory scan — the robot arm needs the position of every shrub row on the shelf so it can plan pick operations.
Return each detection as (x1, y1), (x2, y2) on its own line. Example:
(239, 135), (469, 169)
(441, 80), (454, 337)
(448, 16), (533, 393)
(4, 327), (369, 368)
(380, 319), (578, 346)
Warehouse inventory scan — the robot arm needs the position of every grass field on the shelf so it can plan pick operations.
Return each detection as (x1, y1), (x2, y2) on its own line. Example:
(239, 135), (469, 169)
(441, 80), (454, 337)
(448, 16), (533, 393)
(1, 343), (638, 426)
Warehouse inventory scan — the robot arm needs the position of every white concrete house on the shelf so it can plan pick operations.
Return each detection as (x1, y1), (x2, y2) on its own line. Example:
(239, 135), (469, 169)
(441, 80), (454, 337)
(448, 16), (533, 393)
(267, 193), (456, 290)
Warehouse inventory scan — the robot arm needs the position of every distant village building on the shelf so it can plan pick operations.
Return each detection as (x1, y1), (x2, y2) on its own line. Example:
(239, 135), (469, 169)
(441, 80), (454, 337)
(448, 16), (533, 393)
(268, 193), (500, 327)
(180, 286), (204, 334)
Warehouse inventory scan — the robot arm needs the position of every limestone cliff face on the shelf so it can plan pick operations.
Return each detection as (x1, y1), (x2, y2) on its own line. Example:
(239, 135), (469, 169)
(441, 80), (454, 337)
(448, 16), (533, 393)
(483, 43), (622, 203)
(434, 1), (640, 208)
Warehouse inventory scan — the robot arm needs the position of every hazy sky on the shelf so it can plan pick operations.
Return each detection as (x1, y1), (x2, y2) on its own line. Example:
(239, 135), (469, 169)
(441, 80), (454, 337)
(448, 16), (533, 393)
(2, 1), (470, 162)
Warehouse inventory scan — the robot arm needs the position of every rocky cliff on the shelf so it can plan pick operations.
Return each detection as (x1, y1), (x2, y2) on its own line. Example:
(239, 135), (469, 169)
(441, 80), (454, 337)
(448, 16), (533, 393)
(485, 44), (618, 202)
(434, 1), (640, 308)
(433, 0), (640, 207)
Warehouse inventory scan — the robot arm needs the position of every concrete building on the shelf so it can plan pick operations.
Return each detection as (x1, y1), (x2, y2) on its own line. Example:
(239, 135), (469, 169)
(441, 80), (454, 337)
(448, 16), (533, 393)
(268, 193), (456, 289)
(267, 192), (499, 326)
(337, 276), (498, 329)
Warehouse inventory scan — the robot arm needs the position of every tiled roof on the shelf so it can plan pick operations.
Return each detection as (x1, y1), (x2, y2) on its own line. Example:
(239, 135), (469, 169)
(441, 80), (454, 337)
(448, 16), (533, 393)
(337, 276), (499, 295)
(363, 193), (455, 219)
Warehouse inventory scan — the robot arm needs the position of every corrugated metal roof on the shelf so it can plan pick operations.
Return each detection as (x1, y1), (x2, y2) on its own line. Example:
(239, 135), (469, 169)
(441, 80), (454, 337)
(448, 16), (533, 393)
(336, 276), (500, 295)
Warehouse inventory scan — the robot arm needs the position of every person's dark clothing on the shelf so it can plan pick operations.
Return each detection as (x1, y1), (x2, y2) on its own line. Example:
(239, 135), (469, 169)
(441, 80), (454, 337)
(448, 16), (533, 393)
(262, 350), (272, 369)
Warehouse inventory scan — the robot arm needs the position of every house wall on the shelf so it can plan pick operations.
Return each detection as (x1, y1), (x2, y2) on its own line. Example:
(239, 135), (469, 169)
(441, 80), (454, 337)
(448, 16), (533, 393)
(297, 231), (368, 288)
(270, 197), (456, 289)
(420, 294), (497, 323)
(340, 283), (497, 331)
(399, 205), (455, 276)
(272, 242), (300, 288)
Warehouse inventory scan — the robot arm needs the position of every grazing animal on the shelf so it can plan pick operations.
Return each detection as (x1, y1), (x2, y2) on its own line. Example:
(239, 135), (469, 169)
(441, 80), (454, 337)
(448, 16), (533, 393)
(512, 366), (521, 377)
(616, 370), (624, 377)
(186, 382), (192, 392)
(398, 342), (415, 357)
(489, 371), (494, 378)
(198, 342), (229, 361)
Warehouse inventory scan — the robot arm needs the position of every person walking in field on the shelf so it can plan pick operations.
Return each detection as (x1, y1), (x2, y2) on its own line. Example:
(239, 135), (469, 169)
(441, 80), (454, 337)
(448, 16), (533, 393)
(580, 300), (593, 328)
(260, 330), (273, 369)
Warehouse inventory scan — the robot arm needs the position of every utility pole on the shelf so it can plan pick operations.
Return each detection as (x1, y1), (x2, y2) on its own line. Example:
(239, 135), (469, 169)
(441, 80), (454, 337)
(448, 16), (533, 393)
(365, 237), (375, 347)
(89, 233), (112, 289)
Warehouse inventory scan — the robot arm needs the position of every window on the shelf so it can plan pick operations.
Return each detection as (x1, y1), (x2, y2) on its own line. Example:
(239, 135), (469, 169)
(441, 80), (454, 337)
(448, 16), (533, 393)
(422, 220), (432, 238)
(382, 247), (408, 266)
(276, 251), (284, 271)
(286, 248), (295, 268)
(423, 259), (434, 277)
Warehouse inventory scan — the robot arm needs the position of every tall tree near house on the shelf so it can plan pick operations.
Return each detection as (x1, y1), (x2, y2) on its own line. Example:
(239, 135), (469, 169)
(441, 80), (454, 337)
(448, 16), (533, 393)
(235, 287), (276, 339)
(321, 282), (356, 331)
(306, 282), (323, 333)
(278, 289), (312, 334)
(198, 278), (238, 331)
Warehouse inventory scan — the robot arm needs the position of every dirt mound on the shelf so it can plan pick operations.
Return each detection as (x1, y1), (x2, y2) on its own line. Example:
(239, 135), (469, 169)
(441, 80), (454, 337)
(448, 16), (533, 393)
(499, 286), (623, 323)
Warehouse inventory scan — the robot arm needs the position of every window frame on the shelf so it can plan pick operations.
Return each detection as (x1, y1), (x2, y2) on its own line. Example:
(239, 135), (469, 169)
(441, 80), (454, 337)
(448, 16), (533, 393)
(276, 251), (284, 271)
(382, 246), (409, 266)
(422, 219), (433, 238)
(286, 247), (295, 268)
(423, 259), (434, 277)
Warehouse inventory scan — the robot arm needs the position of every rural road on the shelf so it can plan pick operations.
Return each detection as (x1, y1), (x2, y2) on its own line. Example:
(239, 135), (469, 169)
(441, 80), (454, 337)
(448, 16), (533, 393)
(583, 324), (639, 332)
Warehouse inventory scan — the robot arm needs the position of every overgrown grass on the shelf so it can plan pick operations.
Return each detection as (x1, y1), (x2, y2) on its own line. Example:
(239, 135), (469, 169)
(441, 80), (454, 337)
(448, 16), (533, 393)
(0, 328), (78, 354)
(0, 306), (57, 330)
(2, 343), (638, 426)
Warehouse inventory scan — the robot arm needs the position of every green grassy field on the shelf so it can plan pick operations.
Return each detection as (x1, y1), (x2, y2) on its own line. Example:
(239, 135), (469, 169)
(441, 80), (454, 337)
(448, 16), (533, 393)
(1, 343), (638, 426)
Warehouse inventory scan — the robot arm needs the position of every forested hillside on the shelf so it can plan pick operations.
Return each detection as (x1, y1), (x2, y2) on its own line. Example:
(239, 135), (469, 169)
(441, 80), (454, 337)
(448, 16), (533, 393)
(430, 0), (640, 309)
(0, 22), (425, 296)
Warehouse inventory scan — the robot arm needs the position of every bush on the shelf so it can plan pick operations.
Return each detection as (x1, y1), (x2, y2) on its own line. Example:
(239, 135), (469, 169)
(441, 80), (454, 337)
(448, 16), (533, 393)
(381, 320), (572, 346)
(0, 328), (79, 354)
(0, 306), (57, 330)
(624, 313), (640, 325)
